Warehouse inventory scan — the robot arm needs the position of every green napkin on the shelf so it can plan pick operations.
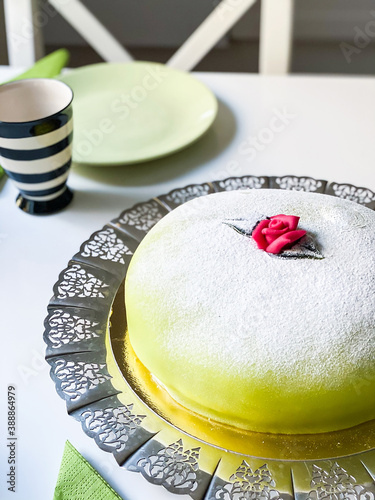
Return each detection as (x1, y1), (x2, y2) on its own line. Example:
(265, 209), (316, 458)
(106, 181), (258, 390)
(0, 49), (70, 182)
(54, 441), (123, 500)
(3, 48), (70, 83)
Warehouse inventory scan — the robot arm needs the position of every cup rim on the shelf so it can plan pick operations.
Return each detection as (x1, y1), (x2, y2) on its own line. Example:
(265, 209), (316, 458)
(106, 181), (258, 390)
(0, 78), (74, 125)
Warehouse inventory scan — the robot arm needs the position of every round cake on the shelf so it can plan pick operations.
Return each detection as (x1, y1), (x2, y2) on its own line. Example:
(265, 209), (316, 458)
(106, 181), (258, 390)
(125, 189), (375, 434)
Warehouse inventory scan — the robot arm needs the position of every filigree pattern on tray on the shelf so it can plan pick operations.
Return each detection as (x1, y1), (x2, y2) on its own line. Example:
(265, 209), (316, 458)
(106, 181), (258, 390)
(215, 460), (281, 500)
(308, 463), (374, 500)
(118, 200), (166, 232)
(54, 359), (111, 401)
(57, 264), (109, 299)
(329, 184), (375, 205)
(47, 309), (99, 348)
(137, 439), (200, 492)
(273, 176), (323, 192)
(164, 184), (211, 205)
(215, 462), (282, 500)
(81, 227), (133, 264)
(81, 404), (145, 453)
(217, 176), (266, 191)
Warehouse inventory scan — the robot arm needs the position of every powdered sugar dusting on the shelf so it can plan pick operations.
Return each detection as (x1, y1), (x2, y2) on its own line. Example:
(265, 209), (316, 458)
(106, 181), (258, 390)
(126, 190), (375, 392)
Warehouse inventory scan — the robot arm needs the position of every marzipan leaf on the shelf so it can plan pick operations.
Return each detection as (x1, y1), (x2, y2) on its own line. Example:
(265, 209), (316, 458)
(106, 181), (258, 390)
(223, 218), (262, 237)
(277, 234), (324, 260)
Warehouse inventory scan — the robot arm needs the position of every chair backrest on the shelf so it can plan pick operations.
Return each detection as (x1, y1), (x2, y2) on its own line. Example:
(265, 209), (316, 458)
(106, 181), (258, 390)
(3, 0), (294, 74)
(3, 0), (45, 66)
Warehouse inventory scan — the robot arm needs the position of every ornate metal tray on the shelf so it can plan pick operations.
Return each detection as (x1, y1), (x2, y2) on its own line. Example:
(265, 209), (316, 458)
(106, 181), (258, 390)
(44, 175), (375, 500)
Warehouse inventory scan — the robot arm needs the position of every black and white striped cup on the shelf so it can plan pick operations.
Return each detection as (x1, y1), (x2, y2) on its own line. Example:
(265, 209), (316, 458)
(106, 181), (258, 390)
(0, 78), (74, 214)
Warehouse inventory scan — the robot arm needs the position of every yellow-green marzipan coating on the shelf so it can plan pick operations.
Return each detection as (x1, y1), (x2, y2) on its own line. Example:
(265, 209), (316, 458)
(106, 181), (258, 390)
(125, 190), (375, 434)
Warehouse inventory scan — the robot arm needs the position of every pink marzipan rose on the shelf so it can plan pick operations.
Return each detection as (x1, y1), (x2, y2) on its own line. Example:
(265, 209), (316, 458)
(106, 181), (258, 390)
(252, 214), (306, 254)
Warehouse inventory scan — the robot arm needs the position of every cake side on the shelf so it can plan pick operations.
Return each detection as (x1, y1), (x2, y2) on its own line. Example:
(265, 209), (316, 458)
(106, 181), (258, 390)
(125, 189), (375, 434)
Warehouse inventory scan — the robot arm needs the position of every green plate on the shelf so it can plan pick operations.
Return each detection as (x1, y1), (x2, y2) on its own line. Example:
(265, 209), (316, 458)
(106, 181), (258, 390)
(58, 62), (218, 165)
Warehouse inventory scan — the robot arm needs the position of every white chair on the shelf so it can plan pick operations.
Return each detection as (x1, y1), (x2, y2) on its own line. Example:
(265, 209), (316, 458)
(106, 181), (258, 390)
(3, 0), (294, 74)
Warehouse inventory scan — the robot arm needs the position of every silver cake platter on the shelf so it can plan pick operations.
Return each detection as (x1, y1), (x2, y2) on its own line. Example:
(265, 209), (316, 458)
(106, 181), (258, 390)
(44, 175), (375, 500)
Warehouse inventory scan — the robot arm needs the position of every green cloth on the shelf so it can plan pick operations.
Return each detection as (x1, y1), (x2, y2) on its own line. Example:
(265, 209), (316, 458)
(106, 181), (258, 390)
(3, 48), (70, 83)
(0, 49), (70, 182)
(54, 441), (123, 500)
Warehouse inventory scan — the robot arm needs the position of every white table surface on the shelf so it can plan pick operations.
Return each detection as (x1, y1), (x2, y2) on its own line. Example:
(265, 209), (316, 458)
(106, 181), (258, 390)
(1, 64), (375, 500)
